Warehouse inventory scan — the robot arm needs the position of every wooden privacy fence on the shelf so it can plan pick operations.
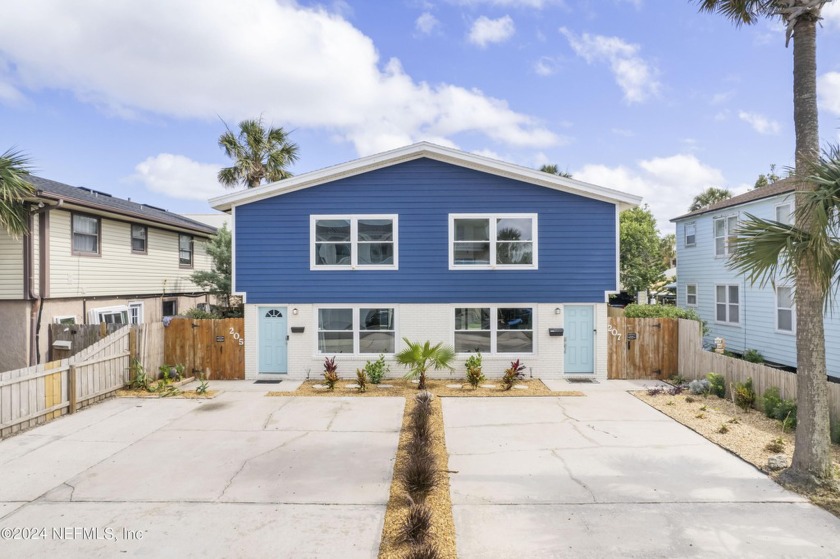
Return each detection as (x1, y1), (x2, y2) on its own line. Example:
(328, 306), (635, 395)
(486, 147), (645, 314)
(677, 318), (840, 425)
(49, 322), (125, 361)
(607, 317), (678, 380)
(164, 318), (245, 379)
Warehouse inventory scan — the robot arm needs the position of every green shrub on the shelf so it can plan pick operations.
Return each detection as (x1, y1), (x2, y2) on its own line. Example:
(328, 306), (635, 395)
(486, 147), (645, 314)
(669, 373), (686, 386)
(763, 386), (782, 418)
(742, 349), (765, 364)
(775, 399), (797, 431)
(623, 304), (707, 334)
(733, 377), (756, 411)
(706, 373), (726, 398)
(832, 422), (840, 445)
(183, 307), (220, 319)
(195, 373), (210, 395)
(355, 369), (367, 393)
(464, 352), (485, 389)
(765, 437), (785, 453)
(364, 354), (389, 384)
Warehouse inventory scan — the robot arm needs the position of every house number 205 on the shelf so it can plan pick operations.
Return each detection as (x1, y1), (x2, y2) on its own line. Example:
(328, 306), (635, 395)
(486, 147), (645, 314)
(229, 327), (245, 346)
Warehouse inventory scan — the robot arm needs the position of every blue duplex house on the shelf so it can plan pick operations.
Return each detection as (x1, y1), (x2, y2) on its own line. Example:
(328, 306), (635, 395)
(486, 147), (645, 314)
(210, 143), (640, 380)
(672, 179), (840, 380)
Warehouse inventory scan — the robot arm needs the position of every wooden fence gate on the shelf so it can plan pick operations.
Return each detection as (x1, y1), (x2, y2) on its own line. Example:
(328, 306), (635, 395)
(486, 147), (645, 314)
(164, 318), (245, 380)
(607, 317), (678, 379)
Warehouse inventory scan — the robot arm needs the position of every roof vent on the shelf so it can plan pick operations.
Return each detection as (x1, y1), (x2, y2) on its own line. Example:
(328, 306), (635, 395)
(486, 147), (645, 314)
(141, 203), (168, 212)
(77, 187), (112, 198)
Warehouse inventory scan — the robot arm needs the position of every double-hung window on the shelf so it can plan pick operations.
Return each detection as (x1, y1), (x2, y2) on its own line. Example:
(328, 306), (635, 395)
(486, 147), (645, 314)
(776, 286), (795, 332)
(72, 213), (101, 255)
(450, 214), (537, 269)
(686, 284), (697, 307)
(684, 222), (696, 247)
(454, 307), (534, 353)
(128, 302), (144, 325)
(714, 215), (738, 257)
(179, 234), (193, 267)
(311, 215), (397, 270)
(317, 307), (396, 354)
(715, 285), (740, 324)
(131, 224), (147, 254)
(89, 306), (129, 325)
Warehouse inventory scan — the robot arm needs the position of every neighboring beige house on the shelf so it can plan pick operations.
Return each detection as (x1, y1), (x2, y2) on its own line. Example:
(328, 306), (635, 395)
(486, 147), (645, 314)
(0, 176), (216, 371)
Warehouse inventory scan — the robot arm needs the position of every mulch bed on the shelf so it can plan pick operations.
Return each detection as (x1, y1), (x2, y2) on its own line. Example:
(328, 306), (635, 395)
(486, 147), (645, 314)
(267, 378), (583, 398)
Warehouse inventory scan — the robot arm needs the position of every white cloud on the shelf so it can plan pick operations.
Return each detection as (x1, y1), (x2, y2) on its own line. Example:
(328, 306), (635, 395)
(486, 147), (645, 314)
(560, 28), (660, 103)
(822, 2), (840, 28)
(575, 154), (725, 233)
(738, 111), (781, 134)
(415, 12), (440, 35)
(448, 0), (559, 7)
(0, 1), (558, 156)
(611, 128), (634, 137)
(818, 72), (840, 116)
(468, 15), (516, 47)
(710, 90), (735, 105)
(132, 154), (225, 201)
(533, 56), (559, 76)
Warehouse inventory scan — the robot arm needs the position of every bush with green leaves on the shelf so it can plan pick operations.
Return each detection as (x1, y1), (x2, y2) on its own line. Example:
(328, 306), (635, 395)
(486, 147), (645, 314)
(464, 352), (484, 389)
(733, 377), (756, 411)
(832, 422), (840, 445)
(688, 378), (711, 396)
(623, 304), (707, 334)
(323, 356), (339, 390)
(364, 354), (389, 384)
(183, 306), (220, 319)
(763, 386), (782, 418)
(355, 369), (367, 393)
(762, 386), (797, 429)
(742, 349), (765, 364)
(706, 373), (726, 398)
(195, 373), (210, 395)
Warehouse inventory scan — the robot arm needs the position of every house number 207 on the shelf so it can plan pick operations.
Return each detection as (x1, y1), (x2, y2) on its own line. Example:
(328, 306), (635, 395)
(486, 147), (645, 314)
(607, 324), (622, 341)
(229, 327), (245, 346)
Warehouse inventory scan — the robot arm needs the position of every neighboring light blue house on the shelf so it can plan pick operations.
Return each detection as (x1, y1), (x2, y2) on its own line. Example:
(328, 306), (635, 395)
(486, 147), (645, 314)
(672, 179), (840, 380)
(211, 143), (640, 380)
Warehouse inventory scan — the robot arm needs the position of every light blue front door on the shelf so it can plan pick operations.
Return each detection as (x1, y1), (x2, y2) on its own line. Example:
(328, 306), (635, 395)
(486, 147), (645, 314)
(259, 307), (287, 373)
(565, 305), (594, 374)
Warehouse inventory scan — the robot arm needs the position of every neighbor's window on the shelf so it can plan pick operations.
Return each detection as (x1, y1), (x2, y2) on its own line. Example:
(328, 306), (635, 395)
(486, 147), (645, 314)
(162, 299), (177, 317)
(775, 203), (793, 226)
(128, 302), (144, 325)
(715, 285), (739, 324)
(713, 215), (738, 257)
(686, 284), (697, 307)
(311, 215), (397, 269)
(684, 222), (696, 247)
(317, 307), (396, 354)
(53, 315), (76, 325)
(179, 234), (193, 267)
(72, 213), (101, 255)
(454, 307), (534, 353)
(450, 215), (537, 268)
(89, 306), (129, 325)
(131, 224), (147, 254)
(777, 286), (795, 332)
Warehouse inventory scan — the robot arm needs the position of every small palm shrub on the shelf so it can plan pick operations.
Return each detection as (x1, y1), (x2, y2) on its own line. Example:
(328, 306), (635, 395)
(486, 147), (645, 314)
(364, 354), (389, 384)
(464, 352), (484, 389)
(502, 359), (526, 390)
(733, 377), (756, 411)
(742, 349), (765, 363)
(706, 373), (726, 398)
(355, 369), (367, 393)
(689, 378), (711, 396)
(323, 356), (339, 390)
(395, 338), (455, 390)
(397, 502), (433, 545)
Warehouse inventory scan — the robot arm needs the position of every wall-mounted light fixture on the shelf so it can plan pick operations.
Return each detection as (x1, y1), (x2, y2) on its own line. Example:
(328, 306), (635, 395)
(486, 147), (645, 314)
(292, 308), (299, 316)
(554, 307), (561, 315)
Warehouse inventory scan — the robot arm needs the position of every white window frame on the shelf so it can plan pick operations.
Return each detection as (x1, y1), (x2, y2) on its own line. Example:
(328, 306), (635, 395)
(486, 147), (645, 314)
(715, 284), (740, 325)
(310, 215), (399, 271)
(314, 306), (398, 355)
(88, 305), (129, 325)
(684, 222), (696, 248)
(449, 213), (539, 270)
(452, 305), (536, 355)
(713, 214), (739, 258)
(128, 301), (144, 325)
(53, 315), (77, 325)
(775, 202), (793, 226)
(776, 286), (796, 334)
(686, 284), (697, 307)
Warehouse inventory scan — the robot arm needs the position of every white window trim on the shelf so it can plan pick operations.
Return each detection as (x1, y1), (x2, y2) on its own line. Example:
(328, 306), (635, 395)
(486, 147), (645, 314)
(775, 285), (796, 334)
(314, 305), (398, 356)
(713, 214), (738, 258)
(451, 304), (537, 355)
(310, 214), (399, 271)
(714, 284), (740, 326)
(53, 315), (77, 325)
(684, 222), (696, 248)
(775, 202), (794, 226)
(128, 301), (144, 325)
(88, 305), (129, 325)
(448, 213), (539, 270)
(685, 283), (697, 307)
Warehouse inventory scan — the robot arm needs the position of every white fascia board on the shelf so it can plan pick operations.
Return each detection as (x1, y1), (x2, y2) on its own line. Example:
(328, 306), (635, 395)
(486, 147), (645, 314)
(209, 142), (643, 211)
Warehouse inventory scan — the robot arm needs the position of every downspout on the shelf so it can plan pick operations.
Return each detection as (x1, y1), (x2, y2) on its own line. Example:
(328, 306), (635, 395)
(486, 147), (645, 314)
(25, 212), (38, 366)
(28, 198), (61, 365)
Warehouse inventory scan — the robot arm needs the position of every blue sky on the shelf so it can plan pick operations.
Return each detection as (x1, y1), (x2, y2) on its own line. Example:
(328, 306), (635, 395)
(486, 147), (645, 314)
(1, 0), (839, 233)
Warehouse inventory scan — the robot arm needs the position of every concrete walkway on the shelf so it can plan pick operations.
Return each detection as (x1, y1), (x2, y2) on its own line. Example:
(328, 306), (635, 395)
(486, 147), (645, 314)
(444, 380), (840, 558)
(0, 381), (403, 559)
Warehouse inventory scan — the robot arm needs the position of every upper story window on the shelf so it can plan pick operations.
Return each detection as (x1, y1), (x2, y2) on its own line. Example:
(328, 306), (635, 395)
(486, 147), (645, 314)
(776, 286), (795, 332)
(716, 284), (740, 324)
(449, 214), (537, 269)
(714, 215), (738, 257)
(686, 284), (697, 307)
(72, 213), (101, 256)
(179, 234), (193, 268)
(684, 222), (696, 247)
(131, 224), (147, 254)
(311, 215), (398, 270)
(775, 203), (793, 226)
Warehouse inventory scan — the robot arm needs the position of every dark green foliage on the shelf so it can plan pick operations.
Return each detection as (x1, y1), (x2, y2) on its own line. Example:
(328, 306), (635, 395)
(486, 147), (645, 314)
(397, 503), (432, 545)
(0, 148), (35, 238)
(364, 354), (389, 384)
(127, 360), (150, 390)
(190, 224), (235, 310)
(619, 205), (666, 296)
(831, 422), (840, 445)
(763, 386), (782, 418)
(624, 304), (707, 334)
(403, 543), (440, 559)
(502, 359), (526, 390)
(742, 349), (765, 364)
(323, 356), (339, 390)
(183, 307), (220, 319)
(706, 373), (726, 398)
(355, 369), (367, 393)
(777, 399), (797, 431)
(669, 373), (686, 386)
(733, 378), (756, 411)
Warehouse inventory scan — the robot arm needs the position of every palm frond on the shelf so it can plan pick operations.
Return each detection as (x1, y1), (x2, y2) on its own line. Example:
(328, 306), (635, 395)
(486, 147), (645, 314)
(695, 0), (774, 25)
(0, 148), (35, 237)
(727, 213), (803, 287)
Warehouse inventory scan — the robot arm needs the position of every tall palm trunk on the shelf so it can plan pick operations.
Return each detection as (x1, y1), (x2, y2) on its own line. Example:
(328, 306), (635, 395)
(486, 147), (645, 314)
(786, 14), (833, 485)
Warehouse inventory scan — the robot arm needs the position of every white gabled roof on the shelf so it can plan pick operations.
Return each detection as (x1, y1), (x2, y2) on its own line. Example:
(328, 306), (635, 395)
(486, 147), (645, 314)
(209, 142), (642, 212)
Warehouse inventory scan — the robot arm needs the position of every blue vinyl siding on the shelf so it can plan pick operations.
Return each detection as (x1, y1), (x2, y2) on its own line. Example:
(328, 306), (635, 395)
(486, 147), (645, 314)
(675, 191), (840, 380)
(235, 158), (617, 304)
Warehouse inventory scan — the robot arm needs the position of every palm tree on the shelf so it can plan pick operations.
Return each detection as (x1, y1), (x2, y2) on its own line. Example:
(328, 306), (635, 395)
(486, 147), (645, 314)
(688, 186), (732, 212)
(698, 0), (835, 489)
(0, 148), (34, 238)
(539, 164), (573, 178)
(217, 117), (299, 189)
(395, 338), (455, 390)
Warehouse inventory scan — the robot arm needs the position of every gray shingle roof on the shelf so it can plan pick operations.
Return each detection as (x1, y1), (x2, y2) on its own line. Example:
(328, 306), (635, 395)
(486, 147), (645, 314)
(671, 178), (797, 222)
(27, 175), (216, 235)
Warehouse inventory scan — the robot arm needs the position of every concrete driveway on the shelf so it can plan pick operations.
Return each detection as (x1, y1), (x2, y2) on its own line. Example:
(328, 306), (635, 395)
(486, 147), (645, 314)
(0, 382), (404, 559)
(443, 380), (840, 558)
